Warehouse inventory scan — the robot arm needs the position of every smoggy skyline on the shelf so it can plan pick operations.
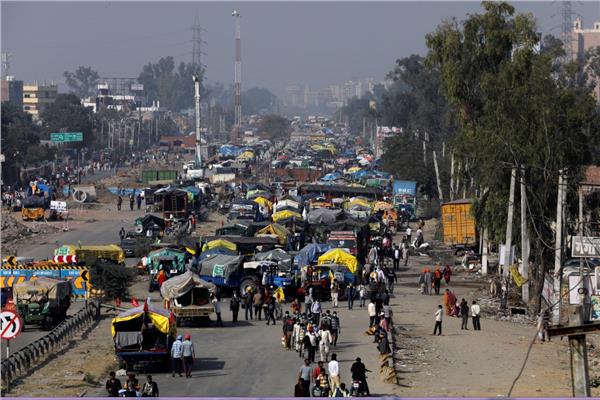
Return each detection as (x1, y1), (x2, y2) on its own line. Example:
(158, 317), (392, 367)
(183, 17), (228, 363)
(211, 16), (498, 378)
(2, 1), (600, 96)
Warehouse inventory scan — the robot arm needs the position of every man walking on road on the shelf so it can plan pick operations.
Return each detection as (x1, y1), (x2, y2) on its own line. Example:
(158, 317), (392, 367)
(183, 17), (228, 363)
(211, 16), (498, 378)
(243, 289), (253, 320)
(330, 311), (340, 346)
(253, 290), (264, 320)
(182, 334), (195, 378)
(433, 305), (443, 336)
(298, 359), (313, 397)
(368, 299), (376, 327)
(346, 283), (355, 310)
(311, 299), (322, 326)
(129, 193), (135, 211)
(117, 195), (122, 211)
(393, 245), (400, 270)
(328, 353), (340, 394)
(230, 293), (240, 323)
(460, 298), (469, 330)
(319, 327), (333, 362)
(471, 300), (481, 330)
(331, 279), (340, 308)
(211, 293), (224, 327)
(170, 335), (183, 377)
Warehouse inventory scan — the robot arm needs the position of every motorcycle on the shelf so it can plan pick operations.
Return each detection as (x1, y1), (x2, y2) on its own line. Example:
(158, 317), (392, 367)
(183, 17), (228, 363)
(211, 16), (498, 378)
(350, 379), (368, 397)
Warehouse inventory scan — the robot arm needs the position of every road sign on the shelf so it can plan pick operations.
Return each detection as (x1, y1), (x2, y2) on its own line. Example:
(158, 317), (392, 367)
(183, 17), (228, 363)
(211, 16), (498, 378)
(50, 201), (68, 212)
(54, 255), (77, 264)
(571, 236), (600, 258)
(50, 132), (83, 143)
(81, 270), (89, 282)
(5, 256), (16, 268)
(0, 310), (22, 340)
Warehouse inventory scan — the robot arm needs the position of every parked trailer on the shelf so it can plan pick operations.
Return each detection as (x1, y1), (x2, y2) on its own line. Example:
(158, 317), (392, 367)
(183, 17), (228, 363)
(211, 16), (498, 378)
(440, 199), (477, 248)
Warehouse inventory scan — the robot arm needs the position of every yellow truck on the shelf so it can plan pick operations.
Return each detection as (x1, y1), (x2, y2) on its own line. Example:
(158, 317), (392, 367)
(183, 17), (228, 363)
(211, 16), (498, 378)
(54, 244), (125, 266)
(441, 199), (477, 248)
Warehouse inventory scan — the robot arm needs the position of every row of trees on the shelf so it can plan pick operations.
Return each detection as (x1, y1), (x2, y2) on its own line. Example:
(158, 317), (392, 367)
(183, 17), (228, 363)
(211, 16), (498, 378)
(63, 60), (279, 115)
(376, 1), (600, 310)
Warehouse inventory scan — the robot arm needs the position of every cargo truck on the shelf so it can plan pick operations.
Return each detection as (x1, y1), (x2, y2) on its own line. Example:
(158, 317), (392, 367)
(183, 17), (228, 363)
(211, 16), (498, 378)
(440, 199), (477, 249)
(160, 271), (216, 325)
(14, 277), (72, 330)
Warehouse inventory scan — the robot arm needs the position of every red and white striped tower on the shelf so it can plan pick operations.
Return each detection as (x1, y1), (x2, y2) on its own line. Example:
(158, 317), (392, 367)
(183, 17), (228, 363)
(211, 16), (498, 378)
(232, 9), (242, 128)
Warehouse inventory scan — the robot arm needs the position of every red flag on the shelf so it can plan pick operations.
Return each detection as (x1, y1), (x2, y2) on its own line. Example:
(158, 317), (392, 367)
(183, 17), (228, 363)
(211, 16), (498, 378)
(115, 297), (121, 307)
(131, 297), (139, 307)
(143, 299), (149, 312)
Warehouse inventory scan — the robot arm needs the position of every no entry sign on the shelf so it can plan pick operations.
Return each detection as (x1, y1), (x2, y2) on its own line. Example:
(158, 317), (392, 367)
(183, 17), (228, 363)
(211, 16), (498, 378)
(0, 310), (22, 340)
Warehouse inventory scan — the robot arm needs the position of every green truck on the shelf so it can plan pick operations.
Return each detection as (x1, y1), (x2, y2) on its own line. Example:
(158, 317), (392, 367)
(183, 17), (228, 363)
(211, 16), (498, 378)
(14, 277), (72, 330)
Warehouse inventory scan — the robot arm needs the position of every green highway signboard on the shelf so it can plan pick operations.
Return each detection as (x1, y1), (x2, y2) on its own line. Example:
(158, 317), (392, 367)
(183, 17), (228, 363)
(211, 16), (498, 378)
(51, 132), (83, 143)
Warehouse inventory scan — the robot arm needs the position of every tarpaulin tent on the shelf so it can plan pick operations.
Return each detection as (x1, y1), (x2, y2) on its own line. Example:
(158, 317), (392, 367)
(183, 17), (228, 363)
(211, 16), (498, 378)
(272, 210), (302, 222)
(347, 197), (371, 208)
(307, 208), (342, 225)
(373, 201), (394, 211)
(254, 248), (292, 270)
(198, 247), (237, 261)
(256, 223), (290, 245)
(295, 243), (331, 268)
(273, 199), (300, 213)
(147, 248), (186, 270)
(216, 223), (250, 237)
(197, 254), (242, 281)
(253, 196), (273, 211)
(318, 248), (358, 274)
(160, 270), (216, 300)
(111, 302), (174, 337)
(202, 239), (237, 253)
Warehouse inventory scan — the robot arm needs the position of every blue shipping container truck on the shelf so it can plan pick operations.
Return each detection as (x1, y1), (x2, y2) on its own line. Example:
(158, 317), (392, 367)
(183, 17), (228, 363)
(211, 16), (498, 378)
(393, 180), (418, 220)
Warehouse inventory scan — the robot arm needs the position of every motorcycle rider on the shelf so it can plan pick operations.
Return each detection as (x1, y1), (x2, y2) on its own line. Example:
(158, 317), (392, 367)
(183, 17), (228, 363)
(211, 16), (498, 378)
(350, 357), (371, 396)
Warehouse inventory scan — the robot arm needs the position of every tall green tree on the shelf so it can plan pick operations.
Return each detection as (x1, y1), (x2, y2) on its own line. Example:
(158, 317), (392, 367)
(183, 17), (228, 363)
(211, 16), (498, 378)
(259, 115), (291, 140)
(137, 57), (204, 112)
(426, 1), (600, 309)
(63, 66), (100, 98)
(1, 102), (50, 184)
(40, 94), (94, 146)
(243, 87), (277, 115)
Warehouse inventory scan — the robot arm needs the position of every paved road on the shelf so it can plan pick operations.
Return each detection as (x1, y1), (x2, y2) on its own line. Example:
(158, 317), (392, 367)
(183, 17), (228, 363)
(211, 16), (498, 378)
(93, 296), (395, 397)
(4, 209), (143, 354)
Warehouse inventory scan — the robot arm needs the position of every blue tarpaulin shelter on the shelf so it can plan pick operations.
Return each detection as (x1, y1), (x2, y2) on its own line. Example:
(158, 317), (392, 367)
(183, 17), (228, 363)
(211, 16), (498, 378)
(295, 243), (331, 268)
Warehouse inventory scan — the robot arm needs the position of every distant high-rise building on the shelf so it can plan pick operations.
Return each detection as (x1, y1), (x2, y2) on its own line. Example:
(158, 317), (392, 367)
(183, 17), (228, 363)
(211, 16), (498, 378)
(1, 76), (23, 108)
(571, 18), (600, 100)
(22, 81), (57, 119)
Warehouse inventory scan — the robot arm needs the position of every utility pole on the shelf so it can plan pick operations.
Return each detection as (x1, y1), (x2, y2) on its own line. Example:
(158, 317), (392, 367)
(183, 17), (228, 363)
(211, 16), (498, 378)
(450, 153), (455, 201)
(520, 165), (530, 304)
(232, 9), (242, 128)
(553, 170), (565, 325)
(503, 167), (517, 278)
(481, 228), (489, 276)
(433, 150), (443, 201)
(193, 75), (202, 166)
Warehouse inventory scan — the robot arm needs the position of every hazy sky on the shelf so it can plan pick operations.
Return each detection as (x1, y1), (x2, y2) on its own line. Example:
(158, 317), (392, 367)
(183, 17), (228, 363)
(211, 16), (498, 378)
(2, 1), (600, 96)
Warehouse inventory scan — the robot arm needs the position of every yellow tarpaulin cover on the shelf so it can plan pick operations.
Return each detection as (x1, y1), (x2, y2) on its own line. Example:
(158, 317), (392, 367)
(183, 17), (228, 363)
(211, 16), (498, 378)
(347, 166), (362, 173)
(318, 248), (358, 274)
(347, 198), (370, 208)
(202, 239), (237, 252)
(238, 150), (255, 160)
(256, 223), (290, 244)
(272, 210), (302, 222)
(253, 196), (273, 210)
(373, 201), (394, 211)
(510, 265), (527, 288)
(111, 309), (171, 337)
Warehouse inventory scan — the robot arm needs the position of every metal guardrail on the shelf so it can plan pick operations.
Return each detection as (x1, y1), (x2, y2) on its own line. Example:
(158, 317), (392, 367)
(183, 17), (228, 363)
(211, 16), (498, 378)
(1, 301), (100, 388)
